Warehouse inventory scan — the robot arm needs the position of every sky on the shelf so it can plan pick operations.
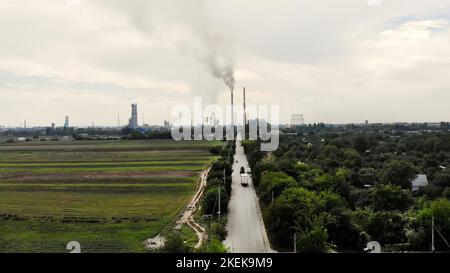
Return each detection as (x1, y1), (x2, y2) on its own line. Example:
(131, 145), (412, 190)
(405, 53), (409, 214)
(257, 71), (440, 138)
(0, 0), (450, 127)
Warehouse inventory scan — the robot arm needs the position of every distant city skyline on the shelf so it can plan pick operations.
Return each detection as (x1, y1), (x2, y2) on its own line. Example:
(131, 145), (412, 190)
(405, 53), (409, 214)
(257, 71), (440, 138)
(1, 1), (450, 126)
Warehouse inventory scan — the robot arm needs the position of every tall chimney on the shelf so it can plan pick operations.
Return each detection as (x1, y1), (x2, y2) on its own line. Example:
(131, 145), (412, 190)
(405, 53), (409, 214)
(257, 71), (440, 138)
(243, 87), (247, 126)
(231, 88), (234, 127)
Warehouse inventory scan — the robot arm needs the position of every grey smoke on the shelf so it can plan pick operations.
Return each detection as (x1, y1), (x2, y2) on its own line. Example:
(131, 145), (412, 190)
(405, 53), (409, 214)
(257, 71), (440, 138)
(102, 0), (235, 93)
(202, 38), (235, 92)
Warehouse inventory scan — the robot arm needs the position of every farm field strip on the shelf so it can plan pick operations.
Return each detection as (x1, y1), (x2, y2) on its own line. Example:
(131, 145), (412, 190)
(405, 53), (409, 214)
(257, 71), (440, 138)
(0, 151), (213, 163)
(0, 165), (207, 174)
(0, 140), (222, 152)
(0, 182), (196, 191)
(0, 190), (194, 218)
(0, 177), (196, 184)
(0, 160), (213, 168)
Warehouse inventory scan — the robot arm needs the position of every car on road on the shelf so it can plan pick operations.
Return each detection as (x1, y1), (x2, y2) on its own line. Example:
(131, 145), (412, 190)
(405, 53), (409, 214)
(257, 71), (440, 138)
(240, 166), (245, 174)
(240, 173), (249, 187)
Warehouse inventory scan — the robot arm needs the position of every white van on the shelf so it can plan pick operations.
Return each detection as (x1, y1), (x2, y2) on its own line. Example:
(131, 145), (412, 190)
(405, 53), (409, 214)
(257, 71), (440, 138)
(240, 173), (249, 186)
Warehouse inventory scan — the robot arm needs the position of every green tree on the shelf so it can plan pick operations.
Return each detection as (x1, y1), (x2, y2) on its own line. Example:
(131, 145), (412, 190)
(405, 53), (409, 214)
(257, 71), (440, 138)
(264, 187), (325, 247)
(161, 232), (191, 253)
(202, 186), (229, 215)
(409, 198), (450, 251)
(334, 168), (353, 198)
(325, 209), (364, 249)
(343, 148), (362, 169)
(296, 225), (330, 253)
(353, 134), (370, 153)
(369, 183), (413, 211)
(199, 237), (228, 253)
(379, 160), (418, 189)
(259, 172), (297, 204)
(366, 211), (407, 245)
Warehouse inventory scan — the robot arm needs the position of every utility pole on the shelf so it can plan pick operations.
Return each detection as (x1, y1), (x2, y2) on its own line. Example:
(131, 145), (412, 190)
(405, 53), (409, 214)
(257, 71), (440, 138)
(218, 184), (221, 221)
(272, 190), (274, 204)
(203, 214), (213, 245)
(218, 169), (226, 221)
(432, 215), (435, 252)
(207, 215), (212, 245)
(294, 233), (297, 253)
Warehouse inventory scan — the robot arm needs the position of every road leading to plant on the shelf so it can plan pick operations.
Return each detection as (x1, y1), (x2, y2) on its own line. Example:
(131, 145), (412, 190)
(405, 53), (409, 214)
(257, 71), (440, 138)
(224, 140), (272, 253)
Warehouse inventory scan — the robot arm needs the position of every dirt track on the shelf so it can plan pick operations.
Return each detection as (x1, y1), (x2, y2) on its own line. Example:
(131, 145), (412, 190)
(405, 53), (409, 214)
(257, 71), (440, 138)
(176, 168), (210, 248)
(144, 168), (210, 250)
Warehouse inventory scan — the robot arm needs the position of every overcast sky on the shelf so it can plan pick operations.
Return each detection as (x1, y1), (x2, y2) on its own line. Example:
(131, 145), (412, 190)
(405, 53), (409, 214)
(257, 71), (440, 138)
(1, 0), (450, 127)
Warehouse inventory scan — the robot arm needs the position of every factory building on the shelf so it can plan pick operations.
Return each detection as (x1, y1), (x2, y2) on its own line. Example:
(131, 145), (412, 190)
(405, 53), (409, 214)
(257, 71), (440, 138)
(291, 114), (305, 127)
(128, 103), (138, 129)
(64, 116), (69, 128)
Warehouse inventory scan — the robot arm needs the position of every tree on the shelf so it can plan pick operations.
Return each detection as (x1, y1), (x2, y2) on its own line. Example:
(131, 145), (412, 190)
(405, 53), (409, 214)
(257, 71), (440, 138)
(199, 237), (228, 253)
(209, 145), (222, 155)
(160, 232), (191, 253)
(259, 172), (297, 204)
(369, 184), (413, 211)
(276, 159), (297, 178)
(296, 225), (330, 253)
(407, 198), (450, 251)
(202, 186), (229, 215)
(334, 168), (353, 199)
(366, 211), (407, 244)
(379, 160), (418, 189)
(311, 173), (332, 191)
(343, 148), (362, 169)
(264, 187), (325, 247)
(319, 190), (346, 211)
(325, 209), (364, 249)
(432, 170), (450, 187)
(423, 170), (450, 198)
(353, 134), (371, 153)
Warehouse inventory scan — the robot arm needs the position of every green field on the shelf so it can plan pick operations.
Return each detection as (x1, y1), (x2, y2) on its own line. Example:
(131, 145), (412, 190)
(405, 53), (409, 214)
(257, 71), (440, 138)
(0, 139), (221, 253)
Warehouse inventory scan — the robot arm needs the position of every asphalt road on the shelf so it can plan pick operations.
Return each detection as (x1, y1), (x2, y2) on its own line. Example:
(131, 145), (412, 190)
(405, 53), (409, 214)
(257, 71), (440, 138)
(224, 141), (272, 253)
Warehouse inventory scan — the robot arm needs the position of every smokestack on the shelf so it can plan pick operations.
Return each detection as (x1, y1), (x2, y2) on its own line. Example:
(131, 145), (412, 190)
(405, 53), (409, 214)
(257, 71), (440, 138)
(243, 87), (246, 126)
(231, 88), (234, 127)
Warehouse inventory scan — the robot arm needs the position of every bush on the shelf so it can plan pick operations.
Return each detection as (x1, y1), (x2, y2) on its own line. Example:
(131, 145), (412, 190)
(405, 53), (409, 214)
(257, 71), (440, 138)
(211, 222), (228, 241)
(160, 232), (191, 253)
(209, 145), (222, 155)
(199, 237), (228, 253)
(296, 225), (330, 253)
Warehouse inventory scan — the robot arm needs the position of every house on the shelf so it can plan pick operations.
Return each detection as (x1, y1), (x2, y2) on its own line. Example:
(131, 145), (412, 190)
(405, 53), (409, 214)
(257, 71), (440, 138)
(412, 174), (428, 192)
(358, 168), (376, 188)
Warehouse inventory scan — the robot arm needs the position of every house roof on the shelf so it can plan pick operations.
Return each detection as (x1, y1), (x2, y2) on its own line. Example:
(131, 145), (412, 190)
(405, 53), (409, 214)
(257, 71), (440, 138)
(412, 174), (428, 188)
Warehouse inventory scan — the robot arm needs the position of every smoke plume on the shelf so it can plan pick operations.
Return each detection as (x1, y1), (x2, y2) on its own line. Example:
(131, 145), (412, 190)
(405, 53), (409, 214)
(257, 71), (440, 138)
(103, 0), (235, 93)
(204, 42), (235, 92)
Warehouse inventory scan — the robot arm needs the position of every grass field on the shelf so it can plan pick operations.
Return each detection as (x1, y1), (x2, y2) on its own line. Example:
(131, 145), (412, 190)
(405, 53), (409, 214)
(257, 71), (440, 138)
(0, 139), (221, 253)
